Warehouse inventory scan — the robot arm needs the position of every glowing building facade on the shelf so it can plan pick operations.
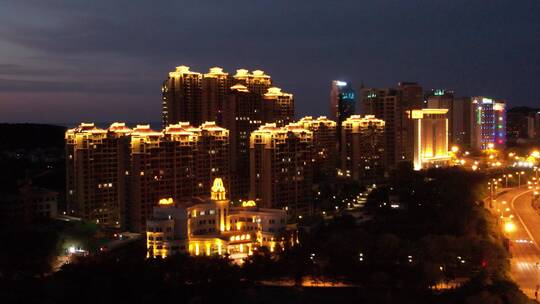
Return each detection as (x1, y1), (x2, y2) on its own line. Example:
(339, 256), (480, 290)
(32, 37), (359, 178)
(202, 67), (232, 125)
(146, 179), (291, 259)
(223, 78), (294, 199)
(408, 109), (451, 170)
(250, 123), (314, 215)
(191, 122), (230, 197)
(471, 97), (506, 150)
(297, 116), (337, 173)
(162, 66), (203, 127)
(233, 69), (272, 96)
(162, 66), (294, 200)
(341, 115), (385, 182)
(224, 84), (264, 199)
(130, 123), (229, 232)
(67, 121), (230, 232)
(263, 87), (295, 127)
(129, 124), (198, 232)
(66, 123), (131, 227)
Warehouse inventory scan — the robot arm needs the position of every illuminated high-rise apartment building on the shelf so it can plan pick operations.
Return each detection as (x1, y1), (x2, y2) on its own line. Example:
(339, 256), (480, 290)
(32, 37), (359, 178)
(65, 123), (131, 227)
(67, 120), (230, 231)
(250, 123), (314, 215)
(192, 121), (230, 197)
(129, 124), (198, 232)
(162, 66), (203, 127)
(408, 109), (451, 170)
(223, 84), (264, 198)
(233, 69), (272, 96)
(361, 82), (423, 167)
(223, 82), (294, 199)
(471, 97), (506, 151)
(202, 67), (232, 125)
(263, 87), (295, 127)
(341, 115), (385, 182)
(161, 65), (294, 198)
(297, 116), (337, 173)
(129, 122), (230, 232)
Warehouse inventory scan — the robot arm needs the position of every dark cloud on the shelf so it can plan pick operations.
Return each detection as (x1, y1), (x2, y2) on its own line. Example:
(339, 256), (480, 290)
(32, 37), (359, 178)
(0, 77), (152, 94)
(0, 0), (539, 123)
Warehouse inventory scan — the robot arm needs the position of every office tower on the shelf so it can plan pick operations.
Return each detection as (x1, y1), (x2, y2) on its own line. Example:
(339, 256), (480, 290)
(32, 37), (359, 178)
(471, 97), (507, 150)
(65, 122), (131, 227)
(361, 88), (399, 167)
(330, 80), (356, 121)
(341, 115), (385, 182)
(162, 66), (203, 127)
(507, 107), (540, 142)
(250, 123), (314, 215)
(361, 82), (423, 168)
(297, 116), (337, 174)
(233, 69), (272, 95)
(397, 82), (424, 163)
(263, 87), (295, 126)
(223, 84), (264, 199)
(192, 121), (230, 197)
(330, 81), (356, 151)
(408, 109), (451, 170)
(130, 124), (198, 232)
(202, 67), (232, 125)
(426, 90), (476, 149)
(426, 89), (454, 141)
(451, 97), (474, 149)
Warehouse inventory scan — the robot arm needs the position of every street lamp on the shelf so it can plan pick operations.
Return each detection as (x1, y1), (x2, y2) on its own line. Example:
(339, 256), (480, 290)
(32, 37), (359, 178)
(504, 221), (516, 233)
(516, 171), (525, 188)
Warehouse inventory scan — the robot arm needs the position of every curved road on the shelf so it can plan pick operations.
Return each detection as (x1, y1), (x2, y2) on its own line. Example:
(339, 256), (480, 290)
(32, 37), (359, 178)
(496, 188), (539, 298)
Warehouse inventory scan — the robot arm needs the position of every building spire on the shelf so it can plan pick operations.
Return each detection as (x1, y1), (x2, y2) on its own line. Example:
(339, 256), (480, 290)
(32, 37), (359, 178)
(211, 178), (226, 200)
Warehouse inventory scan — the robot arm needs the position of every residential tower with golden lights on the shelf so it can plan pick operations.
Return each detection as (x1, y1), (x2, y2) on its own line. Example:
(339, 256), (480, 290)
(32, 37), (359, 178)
(340, 115), (385, 181)
(249, 123), (314, 215)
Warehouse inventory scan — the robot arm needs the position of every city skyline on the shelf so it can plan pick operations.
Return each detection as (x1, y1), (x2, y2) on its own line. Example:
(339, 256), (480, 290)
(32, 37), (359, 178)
(1, 1), (540, 123)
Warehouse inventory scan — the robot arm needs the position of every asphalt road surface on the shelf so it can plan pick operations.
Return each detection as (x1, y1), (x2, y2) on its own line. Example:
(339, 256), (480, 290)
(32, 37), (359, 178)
(496, 188), (540, 299)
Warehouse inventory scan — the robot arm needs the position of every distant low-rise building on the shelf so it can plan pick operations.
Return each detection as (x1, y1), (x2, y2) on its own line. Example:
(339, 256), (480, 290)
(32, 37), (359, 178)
(0, 184), (58, 224)
(146, 178), (293, 260)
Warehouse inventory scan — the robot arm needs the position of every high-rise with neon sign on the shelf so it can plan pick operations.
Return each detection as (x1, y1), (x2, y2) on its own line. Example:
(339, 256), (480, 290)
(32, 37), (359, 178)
(471, 97), (506, 150)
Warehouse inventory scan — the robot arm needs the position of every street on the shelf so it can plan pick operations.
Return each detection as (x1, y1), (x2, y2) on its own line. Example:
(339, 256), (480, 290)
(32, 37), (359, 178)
(494, 188), (539, 299)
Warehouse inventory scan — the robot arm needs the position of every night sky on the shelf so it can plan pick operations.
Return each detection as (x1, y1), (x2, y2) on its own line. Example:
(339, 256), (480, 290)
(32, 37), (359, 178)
(1, 0), (539, 124)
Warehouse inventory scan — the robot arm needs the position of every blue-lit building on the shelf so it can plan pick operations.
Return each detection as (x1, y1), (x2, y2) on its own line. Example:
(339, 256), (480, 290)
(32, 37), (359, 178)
(330, 80), (356, 152)
(472, 97), (506, 150)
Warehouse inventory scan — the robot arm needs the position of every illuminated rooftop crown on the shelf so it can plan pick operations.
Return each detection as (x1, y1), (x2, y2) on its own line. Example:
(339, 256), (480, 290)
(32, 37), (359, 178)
(211, 178), (226, 200)
(158, 198), (175, 206)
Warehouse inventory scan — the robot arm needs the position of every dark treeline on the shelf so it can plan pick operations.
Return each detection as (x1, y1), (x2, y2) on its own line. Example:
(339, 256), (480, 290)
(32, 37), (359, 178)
(0, 123), (66, 150)
(0, 167), (532, 303)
